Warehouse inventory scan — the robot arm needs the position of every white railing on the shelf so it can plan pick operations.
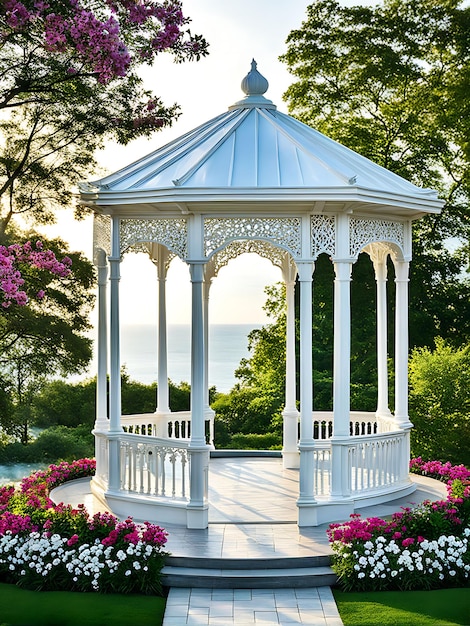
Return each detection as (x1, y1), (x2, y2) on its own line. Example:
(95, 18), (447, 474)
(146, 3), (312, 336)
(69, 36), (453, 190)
(313, 442), (331, 496)
(312, 411), (379, 440)
(121, 409), (214, 446)
(347, 431), (408, 495)
(119, 434), (190, 500)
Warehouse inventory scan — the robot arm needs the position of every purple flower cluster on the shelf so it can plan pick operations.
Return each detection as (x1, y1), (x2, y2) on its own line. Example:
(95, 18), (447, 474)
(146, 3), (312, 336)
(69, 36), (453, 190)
(0, 241), (72, 308)
(410, 457), (470, 482)
(2, 0), (204, 84)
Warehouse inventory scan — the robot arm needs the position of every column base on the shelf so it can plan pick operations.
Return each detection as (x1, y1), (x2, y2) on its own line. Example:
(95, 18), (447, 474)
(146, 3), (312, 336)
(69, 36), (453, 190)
(282, 450), (300, 469)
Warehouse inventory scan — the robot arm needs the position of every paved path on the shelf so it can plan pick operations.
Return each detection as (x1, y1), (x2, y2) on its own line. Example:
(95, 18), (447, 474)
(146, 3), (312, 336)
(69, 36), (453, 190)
(163, 586), (343, 625)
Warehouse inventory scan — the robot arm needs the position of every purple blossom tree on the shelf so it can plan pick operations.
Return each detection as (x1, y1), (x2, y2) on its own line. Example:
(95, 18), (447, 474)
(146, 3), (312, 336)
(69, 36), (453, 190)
(0, 0), (208, 234)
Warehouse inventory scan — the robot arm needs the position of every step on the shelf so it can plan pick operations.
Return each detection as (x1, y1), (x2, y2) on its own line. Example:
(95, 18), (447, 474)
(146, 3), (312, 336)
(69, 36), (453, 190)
(161, 555), (337, 589)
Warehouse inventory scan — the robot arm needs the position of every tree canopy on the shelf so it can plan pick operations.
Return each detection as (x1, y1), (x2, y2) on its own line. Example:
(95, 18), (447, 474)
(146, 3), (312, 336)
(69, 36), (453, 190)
(280, 0), (470, 349)
(0, 0), (208, 235)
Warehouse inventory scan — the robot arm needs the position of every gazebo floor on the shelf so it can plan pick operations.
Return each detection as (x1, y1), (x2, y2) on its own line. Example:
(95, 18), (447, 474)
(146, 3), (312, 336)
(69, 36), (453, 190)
(55, 456), (447, 559)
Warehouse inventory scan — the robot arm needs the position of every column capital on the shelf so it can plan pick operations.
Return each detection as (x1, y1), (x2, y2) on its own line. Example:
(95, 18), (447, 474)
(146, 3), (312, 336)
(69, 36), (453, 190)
(296, 260), (314, 282)
(394, 260), (410, 282)
(333, 260), (352, 281)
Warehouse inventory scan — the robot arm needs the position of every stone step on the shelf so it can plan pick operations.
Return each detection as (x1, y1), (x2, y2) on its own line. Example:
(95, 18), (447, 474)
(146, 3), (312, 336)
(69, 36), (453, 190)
(161, 555), (337, 589)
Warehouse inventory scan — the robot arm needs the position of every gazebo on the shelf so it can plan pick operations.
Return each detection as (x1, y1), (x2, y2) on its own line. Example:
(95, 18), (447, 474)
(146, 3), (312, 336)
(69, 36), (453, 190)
(79, 61), (443, 529)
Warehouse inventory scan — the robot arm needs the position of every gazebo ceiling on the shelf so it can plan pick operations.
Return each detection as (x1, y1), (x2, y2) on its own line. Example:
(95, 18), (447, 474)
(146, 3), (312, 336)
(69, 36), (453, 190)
(80, 60), (443, 219)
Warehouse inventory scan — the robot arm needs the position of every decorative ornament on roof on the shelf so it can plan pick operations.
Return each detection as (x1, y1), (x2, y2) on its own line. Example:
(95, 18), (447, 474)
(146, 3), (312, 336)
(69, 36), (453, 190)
(241, 59), (269, 95)
(229, 59), (276, 110)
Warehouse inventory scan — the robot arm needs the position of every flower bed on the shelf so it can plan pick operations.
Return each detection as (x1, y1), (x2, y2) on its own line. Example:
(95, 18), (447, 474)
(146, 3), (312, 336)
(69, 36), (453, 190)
(328, 459), (470, 591)
(0, 459), (168, 594)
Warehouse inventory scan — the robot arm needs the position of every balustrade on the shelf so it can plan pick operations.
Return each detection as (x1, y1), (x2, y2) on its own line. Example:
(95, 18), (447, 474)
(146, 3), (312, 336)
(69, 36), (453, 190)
(119, 434), (190, 500)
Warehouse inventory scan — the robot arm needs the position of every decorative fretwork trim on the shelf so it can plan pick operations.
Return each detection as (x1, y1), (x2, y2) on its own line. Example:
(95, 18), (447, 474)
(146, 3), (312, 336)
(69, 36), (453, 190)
(120, 218), (188, 259)
(311, 215), (336, 259)
(204, 217), (302, 258)
(349, 218), (404, 258)
(93, 214), (111, 263)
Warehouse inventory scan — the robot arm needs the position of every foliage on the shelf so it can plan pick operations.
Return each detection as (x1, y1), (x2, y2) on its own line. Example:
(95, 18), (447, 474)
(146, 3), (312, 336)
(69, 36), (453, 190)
(281, 0), (470, 350)
(328, 459), (470, 591)
(0, 0), (208, 234)
(408, 340), (470, 466)
(30, 375), (192, 432)
(224, 432), (282, 450)
(0, 425), (94, 463)
(0, 460), (169, 594)
(0, 231), (95, 443)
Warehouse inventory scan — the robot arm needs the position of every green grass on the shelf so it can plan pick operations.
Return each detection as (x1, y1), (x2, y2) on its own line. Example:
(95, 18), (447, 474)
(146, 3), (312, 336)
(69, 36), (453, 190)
(0, 583), (165, 626)
(334, 587), (470, 626)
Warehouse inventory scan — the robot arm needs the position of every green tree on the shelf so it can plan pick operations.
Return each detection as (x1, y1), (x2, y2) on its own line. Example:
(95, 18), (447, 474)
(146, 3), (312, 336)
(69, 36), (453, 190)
(0, 0), (208, 235)
(281, 0), (470, 350)
(409, 339), (470, 465)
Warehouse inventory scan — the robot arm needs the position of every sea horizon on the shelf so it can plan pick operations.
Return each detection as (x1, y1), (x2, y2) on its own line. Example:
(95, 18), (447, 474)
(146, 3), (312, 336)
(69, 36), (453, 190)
(119, 322), (262, 393)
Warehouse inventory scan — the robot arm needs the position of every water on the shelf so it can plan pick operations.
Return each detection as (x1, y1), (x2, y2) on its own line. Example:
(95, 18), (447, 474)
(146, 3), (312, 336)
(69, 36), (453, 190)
(0, 463), (47, 486)
(120, 323), (261, 393)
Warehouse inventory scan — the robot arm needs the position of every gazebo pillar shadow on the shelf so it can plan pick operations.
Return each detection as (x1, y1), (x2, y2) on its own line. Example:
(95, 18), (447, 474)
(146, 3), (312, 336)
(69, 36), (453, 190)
(81, 60), (443, 529)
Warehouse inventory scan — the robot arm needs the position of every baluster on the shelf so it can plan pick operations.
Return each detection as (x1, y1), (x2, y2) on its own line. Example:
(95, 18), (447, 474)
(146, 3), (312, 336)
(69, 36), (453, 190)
(147, 449), (152, 494)
(170, 450), (177, 497)
(180, 450), (187, 498)
(161, 449), (167, 496)
(139, 445), (145, 493)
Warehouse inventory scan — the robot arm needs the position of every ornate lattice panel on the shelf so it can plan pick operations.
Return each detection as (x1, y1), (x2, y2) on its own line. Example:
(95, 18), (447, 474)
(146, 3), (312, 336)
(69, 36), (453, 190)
(349, 218), (404, 258)
(204, 217), (302, 258)
(311, 216), (336, 259)
(211, 239), (290, 275)
(93, 214), (111, 263)
(120, 218), (188, 259)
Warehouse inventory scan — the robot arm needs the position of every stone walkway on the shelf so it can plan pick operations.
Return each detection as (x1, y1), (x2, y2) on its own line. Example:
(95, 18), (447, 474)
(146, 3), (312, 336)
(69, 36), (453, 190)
(163, 586), (343, 625)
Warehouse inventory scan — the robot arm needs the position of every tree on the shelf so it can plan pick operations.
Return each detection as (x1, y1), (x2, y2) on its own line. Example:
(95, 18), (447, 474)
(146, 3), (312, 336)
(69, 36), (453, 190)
(0, 0), (208, 235)
(409, 339), (470, 466)
(0, 231), (95, 441)
(281, 0), (470, 350)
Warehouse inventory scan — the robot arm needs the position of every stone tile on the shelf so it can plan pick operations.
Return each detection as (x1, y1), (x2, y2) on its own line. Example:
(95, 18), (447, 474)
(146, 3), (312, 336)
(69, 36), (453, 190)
(253, 610), (280, 623)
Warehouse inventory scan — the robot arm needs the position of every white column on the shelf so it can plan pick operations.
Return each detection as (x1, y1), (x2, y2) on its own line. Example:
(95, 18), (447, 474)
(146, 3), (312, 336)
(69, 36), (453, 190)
(93, 249), (109, 488)
(332, 260), (352, 436)
(330, 258), (352, 499)
(373, 254), (391, 417)
(282, 258), (299, 469)
(187, 260), (209, 528)
(203, 271), (215, 447)
(394, 260), (412, 428)
(94, 249), (109, 432)
(296, 260), (316, 520)
(155, 246), (170, 414)
(108, 217), (122, 492)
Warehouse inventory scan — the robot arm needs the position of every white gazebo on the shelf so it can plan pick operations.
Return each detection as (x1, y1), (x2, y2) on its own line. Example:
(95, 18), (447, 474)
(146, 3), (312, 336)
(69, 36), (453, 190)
(79, 61), (443, 529)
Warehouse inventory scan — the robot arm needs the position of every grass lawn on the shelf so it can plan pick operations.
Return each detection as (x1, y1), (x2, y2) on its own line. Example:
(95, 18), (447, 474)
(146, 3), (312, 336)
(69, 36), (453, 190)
(0, 583), (166, 626)
(334, 587), (470, 626)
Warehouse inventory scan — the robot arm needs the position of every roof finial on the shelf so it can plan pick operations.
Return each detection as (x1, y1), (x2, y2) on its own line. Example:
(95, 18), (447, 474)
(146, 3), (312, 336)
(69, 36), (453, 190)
(241, 59), (269, 96)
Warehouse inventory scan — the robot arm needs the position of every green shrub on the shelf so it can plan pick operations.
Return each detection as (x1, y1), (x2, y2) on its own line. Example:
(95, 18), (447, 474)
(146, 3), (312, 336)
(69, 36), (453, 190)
(225, 432), (282, 450)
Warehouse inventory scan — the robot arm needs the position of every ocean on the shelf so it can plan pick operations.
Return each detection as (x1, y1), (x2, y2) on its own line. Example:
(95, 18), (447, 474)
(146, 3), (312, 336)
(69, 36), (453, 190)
(120, 323), (261, 393)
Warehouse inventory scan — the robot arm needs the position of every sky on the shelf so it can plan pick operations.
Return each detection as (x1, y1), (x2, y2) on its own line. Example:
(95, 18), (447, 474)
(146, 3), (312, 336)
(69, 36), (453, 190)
(49, 0), (362, 327)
